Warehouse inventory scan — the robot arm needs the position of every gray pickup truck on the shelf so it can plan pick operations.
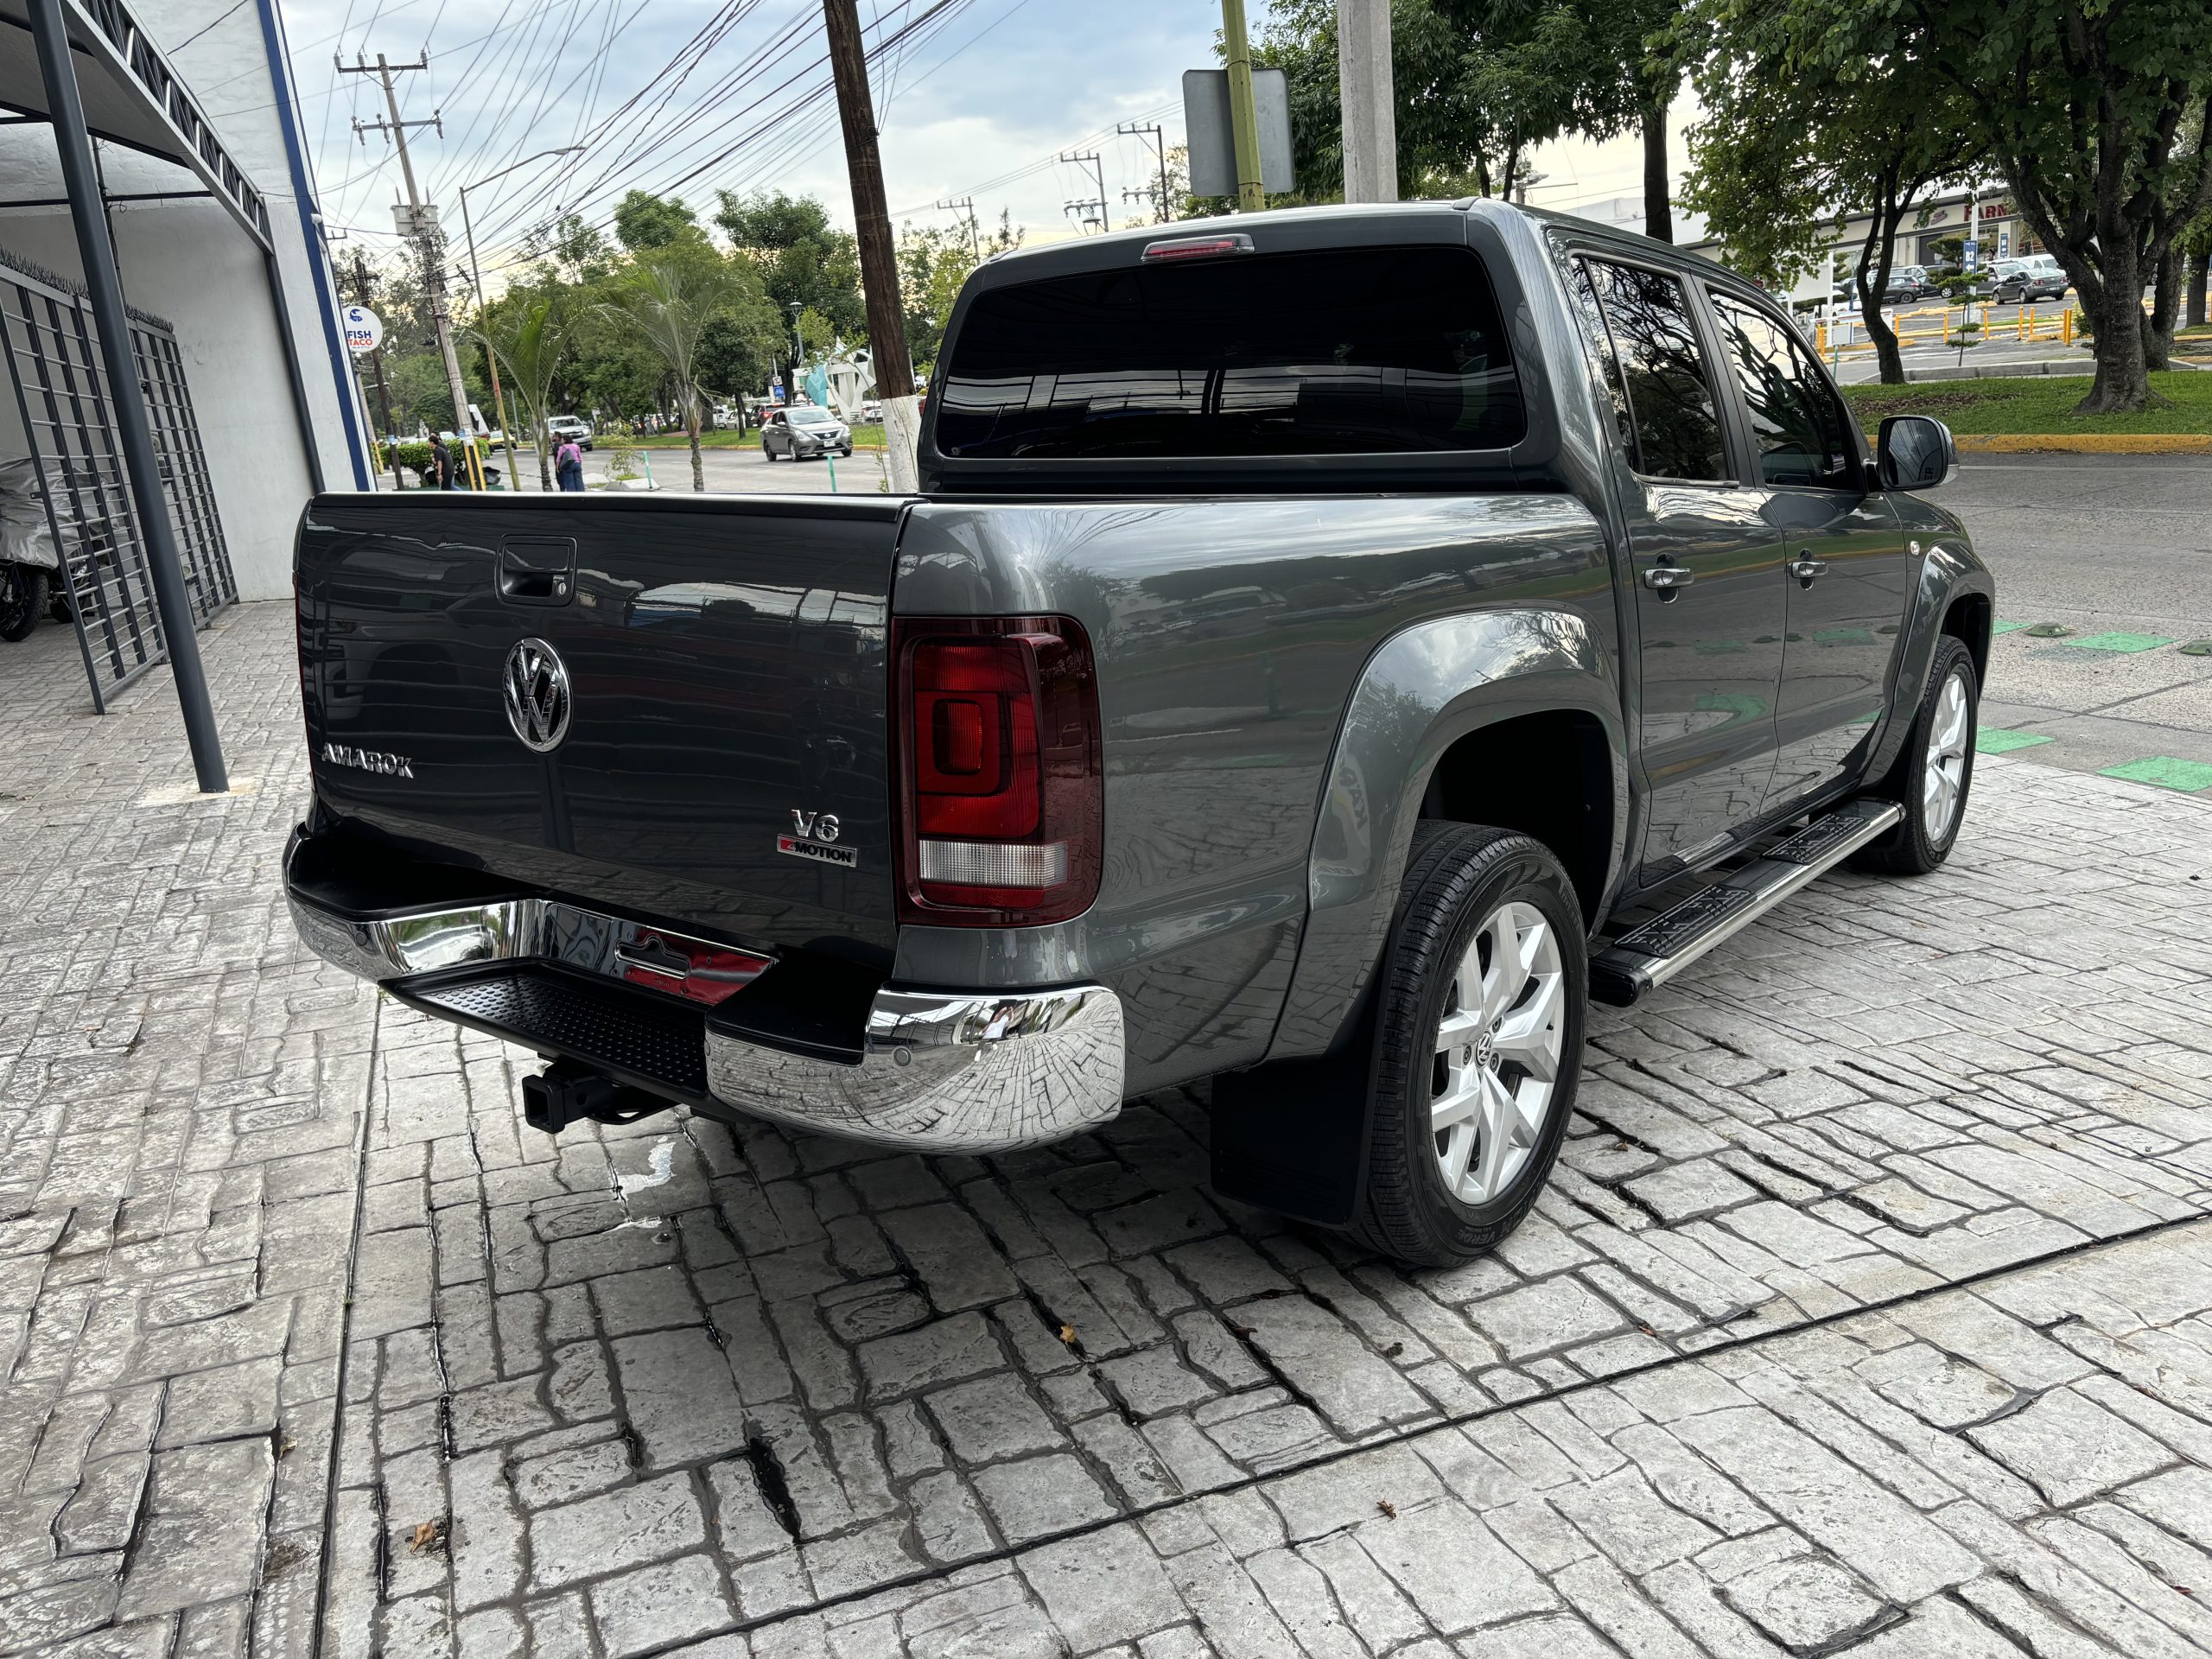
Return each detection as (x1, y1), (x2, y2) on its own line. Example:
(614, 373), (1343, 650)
(286, 200), (1991, 1265)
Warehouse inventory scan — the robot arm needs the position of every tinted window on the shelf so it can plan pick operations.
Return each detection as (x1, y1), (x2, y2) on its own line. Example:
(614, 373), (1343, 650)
(1580, 259), (1729, 481)
(1710, 294), (1856, 488)
(935, 246), (1524, 459)
(1564, 259), (1637, 464)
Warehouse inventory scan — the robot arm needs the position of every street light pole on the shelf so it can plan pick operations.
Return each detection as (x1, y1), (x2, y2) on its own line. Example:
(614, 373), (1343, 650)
(461, 146), (582, 491)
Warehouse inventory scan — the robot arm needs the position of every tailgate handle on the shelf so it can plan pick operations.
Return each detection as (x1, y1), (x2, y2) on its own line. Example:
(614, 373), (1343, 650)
(499, 537), (576, 607)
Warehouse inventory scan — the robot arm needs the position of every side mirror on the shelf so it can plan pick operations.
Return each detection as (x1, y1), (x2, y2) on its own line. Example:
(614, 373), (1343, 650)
(1878, 414), (1955, 492)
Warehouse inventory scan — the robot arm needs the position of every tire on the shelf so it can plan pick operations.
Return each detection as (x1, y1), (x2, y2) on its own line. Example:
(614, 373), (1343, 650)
(0, 565), (47, 641)
(1350, 822), (1586, 1267)
(1853, 634), (1979, 876)
(762, 442), (776, 461)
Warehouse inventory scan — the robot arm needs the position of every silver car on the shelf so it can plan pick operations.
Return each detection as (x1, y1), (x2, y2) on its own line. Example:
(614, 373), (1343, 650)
(761, 404), (853, 461)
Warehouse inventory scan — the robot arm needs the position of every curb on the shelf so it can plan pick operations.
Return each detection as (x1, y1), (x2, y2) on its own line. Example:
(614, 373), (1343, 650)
(1952, 433), (2212, 454)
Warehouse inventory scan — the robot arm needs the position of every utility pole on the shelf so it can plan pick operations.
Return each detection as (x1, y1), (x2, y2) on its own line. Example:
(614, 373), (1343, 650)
(1220, 0), (1266, 212)
(340, 53), (478, 484)
(1336, 0), (1396, 203)
(349, 250), (404, 489)
(1117, 122), (1173, 223)
(933, 196), (980, 258)
(823, 0), (920, 491)
(1058, 150), (1106, 233)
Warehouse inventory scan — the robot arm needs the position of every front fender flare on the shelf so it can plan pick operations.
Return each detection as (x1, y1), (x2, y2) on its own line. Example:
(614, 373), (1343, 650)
(1864, 532), (1995, 785)
(1266, 607), (1626, 1064)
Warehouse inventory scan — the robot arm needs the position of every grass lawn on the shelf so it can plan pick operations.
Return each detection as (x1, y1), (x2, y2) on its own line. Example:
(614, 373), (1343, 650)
(626, 423), (887, 450)
(1843, 371), (2212, 435)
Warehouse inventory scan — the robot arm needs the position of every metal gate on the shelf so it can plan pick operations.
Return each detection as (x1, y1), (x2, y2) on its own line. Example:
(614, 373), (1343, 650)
(1, 246), (236, 710)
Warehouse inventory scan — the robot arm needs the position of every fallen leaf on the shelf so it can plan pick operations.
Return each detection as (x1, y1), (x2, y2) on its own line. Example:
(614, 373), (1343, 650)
(1376, 1499), (1397, 1519)
(1382, 1342), (1404, 1358)
(409, 1520), (447, 1555)
(1057, 1325), (1077, 1345)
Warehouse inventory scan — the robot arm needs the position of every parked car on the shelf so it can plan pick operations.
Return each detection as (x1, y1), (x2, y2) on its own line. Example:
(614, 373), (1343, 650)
(285, 201), (1990, 1267)
(1988, 259), (2067, 304)
(760, 404), (853, 461)
(1892, 265), (1941, 301)
(546, 416), (594, 452)
(861, 399), (883, 423)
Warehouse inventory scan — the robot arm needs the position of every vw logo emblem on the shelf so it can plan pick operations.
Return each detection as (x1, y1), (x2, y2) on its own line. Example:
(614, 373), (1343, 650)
(502, 638), (572, 753)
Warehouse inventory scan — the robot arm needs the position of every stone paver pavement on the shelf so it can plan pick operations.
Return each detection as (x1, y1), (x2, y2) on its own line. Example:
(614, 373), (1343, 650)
(3, 600), (2212, 1656)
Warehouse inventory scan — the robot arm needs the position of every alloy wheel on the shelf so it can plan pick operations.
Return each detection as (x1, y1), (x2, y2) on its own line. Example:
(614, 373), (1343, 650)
(1923, 667), (1973, 841)
(1429, 899), (1566, 1206)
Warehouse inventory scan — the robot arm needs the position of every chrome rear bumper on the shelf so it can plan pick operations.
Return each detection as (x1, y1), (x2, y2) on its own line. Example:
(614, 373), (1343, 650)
(289, 887), (1124, 1153)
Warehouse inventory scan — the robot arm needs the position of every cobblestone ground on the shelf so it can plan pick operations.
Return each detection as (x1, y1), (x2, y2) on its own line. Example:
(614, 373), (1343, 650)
(4, 600), (2212, 1658)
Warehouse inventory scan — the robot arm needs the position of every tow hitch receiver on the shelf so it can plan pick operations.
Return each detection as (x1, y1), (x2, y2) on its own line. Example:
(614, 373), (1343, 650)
(523, 1059), (675, 1135)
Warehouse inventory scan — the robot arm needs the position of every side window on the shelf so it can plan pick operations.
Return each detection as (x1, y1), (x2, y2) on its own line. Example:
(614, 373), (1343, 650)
(1580, 259), (1730, 481)
(1565, 258), (1639, 467)
(1711, 295), (1856, 489)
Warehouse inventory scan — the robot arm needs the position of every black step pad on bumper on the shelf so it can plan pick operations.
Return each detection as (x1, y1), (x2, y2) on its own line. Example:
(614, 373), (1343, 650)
(394, 967), (711, 1102)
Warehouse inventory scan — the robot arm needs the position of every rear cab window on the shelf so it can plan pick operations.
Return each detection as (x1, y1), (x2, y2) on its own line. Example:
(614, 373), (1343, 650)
(932, 245), (1525, 460)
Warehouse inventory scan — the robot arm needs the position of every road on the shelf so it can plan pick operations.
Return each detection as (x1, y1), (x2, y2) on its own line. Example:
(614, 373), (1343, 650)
(1948, 454), (2212, 786)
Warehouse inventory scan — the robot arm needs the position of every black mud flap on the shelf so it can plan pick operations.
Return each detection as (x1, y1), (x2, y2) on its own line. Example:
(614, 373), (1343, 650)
(1208, 1009), (1378, 1229)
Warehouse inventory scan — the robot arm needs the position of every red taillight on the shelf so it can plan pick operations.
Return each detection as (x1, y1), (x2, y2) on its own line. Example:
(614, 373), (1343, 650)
(893, 615), (1102, 925)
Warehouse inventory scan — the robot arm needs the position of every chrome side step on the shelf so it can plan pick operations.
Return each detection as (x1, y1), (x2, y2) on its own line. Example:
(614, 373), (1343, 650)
(1589, 798), (1904, 1007)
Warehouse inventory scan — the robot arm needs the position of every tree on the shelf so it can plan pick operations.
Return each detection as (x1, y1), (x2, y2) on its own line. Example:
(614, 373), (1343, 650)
(898, 213), (1020, 374)
(524, 213), (618, 283)
(471, 293), (569, 489)
(601, 250), (762, 491)
(1896, 0), (2212, 411)
(1681, 0), (1984, 383)
(1255, 0), (1677, 232)
(613, 190), (705, 252)
(715, 191), (867, 389)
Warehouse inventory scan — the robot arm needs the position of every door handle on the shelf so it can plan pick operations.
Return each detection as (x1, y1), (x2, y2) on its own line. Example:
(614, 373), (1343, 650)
(1789, 556), (1828, 584)
(1642, 565), (1694, 598)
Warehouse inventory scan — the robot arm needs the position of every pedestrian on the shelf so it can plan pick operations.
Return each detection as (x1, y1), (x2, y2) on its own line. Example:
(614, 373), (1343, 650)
(428, 433), (456, 491)
(555, 435), (586, 492)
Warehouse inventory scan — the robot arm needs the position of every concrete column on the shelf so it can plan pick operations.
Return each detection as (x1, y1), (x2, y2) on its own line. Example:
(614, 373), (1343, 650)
(1338, 0), (1397, 204)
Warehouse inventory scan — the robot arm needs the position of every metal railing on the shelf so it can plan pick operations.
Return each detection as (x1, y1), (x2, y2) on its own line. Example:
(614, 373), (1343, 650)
(1, 250), (237, 709)
(1815, 302), (2082, 363)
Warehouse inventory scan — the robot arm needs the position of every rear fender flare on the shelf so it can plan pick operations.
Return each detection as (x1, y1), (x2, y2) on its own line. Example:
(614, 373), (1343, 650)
(1267, 607), (1626, 1065)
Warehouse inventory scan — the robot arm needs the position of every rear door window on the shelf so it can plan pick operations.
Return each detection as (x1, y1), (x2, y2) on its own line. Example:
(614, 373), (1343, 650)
(934, 245), (1524, 459)
(1578, 258), (1730, 482)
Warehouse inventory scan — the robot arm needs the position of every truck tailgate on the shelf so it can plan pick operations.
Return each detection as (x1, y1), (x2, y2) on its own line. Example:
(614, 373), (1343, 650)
(296, 493), (903, 962)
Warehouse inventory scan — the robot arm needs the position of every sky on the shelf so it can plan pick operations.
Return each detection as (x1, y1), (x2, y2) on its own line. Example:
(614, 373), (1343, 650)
(265, 0), (1679, 284)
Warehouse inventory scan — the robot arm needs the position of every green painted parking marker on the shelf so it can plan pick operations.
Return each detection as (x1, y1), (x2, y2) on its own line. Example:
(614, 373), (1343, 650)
(1991, 619), (2031, 634)
(1977, 728), (2054, 754)
(2099, 756), (2212, 791)
(2062, 631), (2177, 653)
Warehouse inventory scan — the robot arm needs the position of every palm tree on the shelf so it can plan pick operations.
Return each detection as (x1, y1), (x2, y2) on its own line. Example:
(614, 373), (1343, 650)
(602, 252), (746, 492)
(473, 295), (569, 490)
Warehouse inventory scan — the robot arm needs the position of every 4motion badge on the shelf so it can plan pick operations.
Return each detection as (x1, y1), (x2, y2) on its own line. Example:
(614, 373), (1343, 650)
(779, 808), (855, 868)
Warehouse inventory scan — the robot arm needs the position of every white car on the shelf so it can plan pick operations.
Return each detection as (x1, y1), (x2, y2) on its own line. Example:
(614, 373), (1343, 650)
(546, 416), (594, 452)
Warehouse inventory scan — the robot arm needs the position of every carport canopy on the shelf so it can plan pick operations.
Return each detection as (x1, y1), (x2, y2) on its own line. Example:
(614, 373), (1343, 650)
(0, 0), (271, 247)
